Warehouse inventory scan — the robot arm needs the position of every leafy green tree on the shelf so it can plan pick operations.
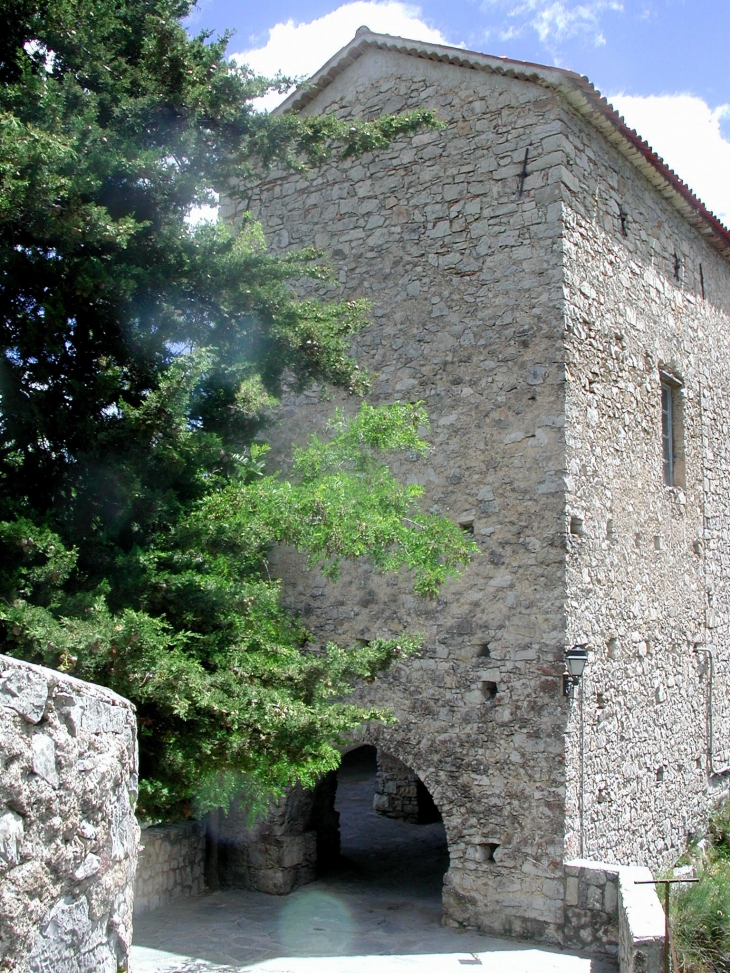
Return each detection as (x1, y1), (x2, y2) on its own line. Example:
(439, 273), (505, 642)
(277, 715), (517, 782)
(0, 0), (475, 819)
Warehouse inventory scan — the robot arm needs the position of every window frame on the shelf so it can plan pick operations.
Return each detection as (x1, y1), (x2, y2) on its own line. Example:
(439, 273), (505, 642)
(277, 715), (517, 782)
(659, 370), (684, 489)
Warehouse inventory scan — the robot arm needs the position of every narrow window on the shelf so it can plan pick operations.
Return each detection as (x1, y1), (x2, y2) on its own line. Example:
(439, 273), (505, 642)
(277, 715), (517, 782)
(661, 382), (674, 485)
(660, 372), (684, 488)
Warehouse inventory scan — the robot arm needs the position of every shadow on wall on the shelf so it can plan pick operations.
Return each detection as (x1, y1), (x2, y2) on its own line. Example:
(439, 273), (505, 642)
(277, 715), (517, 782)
(368, 746), (443, 826)
(135, 747), (658, 967)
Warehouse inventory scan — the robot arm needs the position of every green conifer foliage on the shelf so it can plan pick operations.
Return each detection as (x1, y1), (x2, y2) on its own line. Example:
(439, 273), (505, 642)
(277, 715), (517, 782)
(0, 0), (475, 820)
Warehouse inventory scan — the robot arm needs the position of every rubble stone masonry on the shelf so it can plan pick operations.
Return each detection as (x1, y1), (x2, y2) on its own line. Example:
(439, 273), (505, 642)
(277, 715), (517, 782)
(228, 38), (730, 947)
(560, 101), (730, 865)
(235, 48), (574, 944)
(0, 654), (139, 972)
(134, 822), (206, 916)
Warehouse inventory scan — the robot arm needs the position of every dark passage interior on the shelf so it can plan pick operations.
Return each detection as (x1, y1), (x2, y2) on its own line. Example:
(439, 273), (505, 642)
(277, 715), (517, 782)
(316, 746), (449, 902)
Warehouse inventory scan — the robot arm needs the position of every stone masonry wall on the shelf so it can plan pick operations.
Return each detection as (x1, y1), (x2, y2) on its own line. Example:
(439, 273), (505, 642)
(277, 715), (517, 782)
(563, 859), (620, 956)
(559, 97), (730, 869)
(373, 752), (420, 822)
(214, 787), (316, 895)
(134, 822), (206, 916)
(235, 36), (730, 943)
(236, 47), (573, 943)
(211, 776), (339, 894)
(0, 654), (139, 973)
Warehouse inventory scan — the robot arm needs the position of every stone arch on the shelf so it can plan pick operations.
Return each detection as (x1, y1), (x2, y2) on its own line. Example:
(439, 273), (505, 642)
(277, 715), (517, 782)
(309, 740), (452, 906)
(209, 738), (454, 900)
(338, 734), (451, 831)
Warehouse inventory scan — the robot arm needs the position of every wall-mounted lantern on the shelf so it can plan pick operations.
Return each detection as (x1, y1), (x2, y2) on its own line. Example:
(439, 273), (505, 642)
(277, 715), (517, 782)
(563, 644), (589, 698)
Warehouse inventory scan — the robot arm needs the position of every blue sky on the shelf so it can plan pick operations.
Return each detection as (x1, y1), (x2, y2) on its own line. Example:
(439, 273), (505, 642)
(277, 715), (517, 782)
(185, 0), (730, 225)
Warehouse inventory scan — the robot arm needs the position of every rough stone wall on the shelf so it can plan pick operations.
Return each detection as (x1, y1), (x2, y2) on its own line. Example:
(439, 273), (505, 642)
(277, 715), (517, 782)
(211, 776), (339, 894)
(236, 47), (572, 942)
(134, 822), (206, 916)
(559, 98), (730, 869)
(373, 752), (420, 822)
(235, 38), (730, 943)
(0, 654), (139, 973)
(563, 859), (620, 956)
(374, 751), (443, 823)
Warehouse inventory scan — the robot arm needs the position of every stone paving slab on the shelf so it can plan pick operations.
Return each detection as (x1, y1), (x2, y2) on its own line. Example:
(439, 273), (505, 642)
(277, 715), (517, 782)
(131, 939), (613, 973)
(130, 880), (616, 973)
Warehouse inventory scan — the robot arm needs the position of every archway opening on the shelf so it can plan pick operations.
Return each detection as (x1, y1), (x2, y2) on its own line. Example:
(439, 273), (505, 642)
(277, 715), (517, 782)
(313, 745), (449, 909)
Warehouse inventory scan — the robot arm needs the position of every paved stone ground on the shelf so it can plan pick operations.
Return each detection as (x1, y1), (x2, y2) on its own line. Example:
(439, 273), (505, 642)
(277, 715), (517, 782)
(131, 753), (616, 973)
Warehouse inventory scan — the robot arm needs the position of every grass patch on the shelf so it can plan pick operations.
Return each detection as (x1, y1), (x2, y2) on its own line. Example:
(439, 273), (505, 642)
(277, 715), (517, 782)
(672, 801), (730, 972)
(673, 860), (730, 972)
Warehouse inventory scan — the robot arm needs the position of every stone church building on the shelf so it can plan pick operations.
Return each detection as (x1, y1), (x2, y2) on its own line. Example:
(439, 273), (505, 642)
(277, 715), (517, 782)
(221, 29), (730, 948)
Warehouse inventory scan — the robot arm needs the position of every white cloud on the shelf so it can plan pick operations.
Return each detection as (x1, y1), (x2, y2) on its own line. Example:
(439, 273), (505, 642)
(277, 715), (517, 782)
(231, 2), (452, 112)
(481, 0), (622, 48)
(610, 94), (730, 228)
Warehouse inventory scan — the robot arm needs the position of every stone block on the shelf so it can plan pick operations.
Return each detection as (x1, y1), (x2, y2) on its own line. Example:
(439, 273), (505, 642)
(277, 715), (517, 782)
(585, 884), (604, 911)
(31, 735), (59, 788)
(0, 667), (48, 723)
(372, 793), (390, 812)
(565, 877), (579, 907)
(0, 809), (24, 866)
(604, 881), (618, 915)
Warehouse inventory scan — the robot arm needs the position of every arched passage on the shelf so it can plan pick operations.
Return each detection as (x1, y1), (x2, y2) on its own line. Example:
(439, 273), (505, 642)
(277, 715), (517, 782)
(311, 745), (450, 909)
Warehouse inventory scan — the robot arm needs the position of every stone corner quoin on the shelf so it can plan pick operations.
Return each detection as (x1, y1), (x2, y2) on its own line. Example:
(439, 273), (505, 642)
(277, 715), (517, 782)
(0, 653), (139, 973)
(229, 31), (730, 948)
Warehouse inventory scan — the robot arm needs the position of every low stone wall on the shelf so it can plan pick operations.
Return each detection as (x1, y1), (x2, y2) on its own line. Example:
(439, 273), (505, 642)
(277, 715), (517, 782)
(564, 860), (621, 955)
(134, 822), (206, 916)
(0, 654), (139, 973)
(618, 866), (665, 973)
(564, 860), (664, 971)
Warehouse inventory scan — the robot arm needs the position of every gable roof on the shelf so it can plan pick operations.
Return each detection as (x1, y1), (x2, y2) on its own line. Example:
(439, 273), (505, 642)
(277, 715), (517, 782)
(275, 28), (730, 266)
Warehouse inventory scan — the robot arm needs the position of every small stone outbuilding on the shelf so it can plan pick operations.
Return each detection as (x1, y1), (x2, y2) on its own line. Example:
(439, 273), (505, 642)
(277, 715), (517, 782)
(223, 29), (730, 949)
